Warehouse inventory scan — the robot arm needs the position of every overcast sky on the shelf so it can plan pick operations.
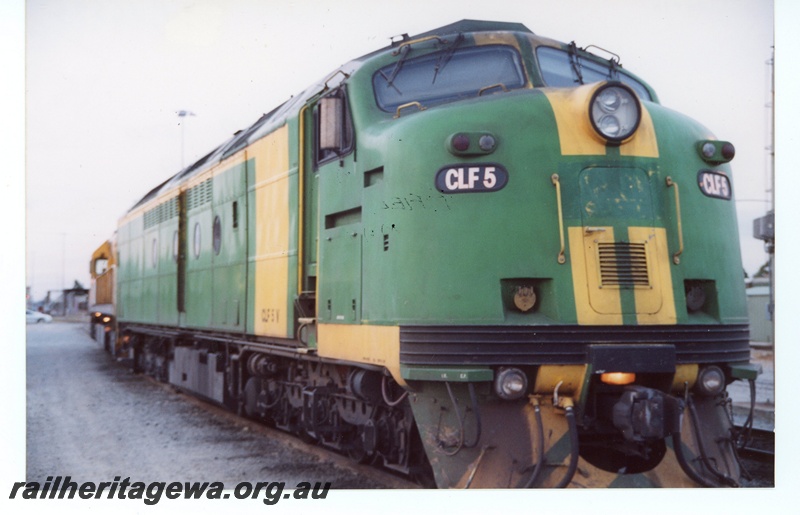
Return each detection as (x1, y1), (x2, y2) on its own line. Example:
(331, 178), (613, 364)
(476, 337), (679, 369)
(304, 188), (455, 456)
(24, 0), (773, 300)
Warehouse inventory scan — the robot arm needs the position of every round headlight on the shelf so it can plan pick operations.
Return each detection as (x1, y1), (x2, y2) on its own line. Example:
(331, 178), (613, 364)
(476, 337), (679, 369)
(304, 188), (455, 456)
(494, 367), (528, 400)
(589, 83), (641, 143)
(695, 366), (725, 396)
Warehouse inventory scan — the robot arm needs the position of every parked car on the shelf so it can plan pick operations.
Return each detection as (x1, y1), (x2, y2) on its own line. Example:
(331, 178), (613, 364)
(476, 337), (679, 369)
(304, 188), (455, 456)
(26, 309), (53, 324)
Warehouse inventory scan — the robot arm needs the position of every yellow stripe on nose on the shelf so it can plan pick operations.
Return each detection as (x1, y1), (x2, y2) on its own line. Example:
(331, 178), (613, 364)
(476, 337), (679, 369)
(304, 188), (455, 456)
(544, 84), (659, 158)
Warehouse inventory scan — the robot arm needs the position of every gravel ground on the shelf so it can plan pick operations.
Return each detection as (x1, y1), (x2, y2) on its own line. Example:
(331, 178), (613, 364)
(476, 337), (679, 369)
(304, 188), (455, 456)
(25, 322), (391, 488)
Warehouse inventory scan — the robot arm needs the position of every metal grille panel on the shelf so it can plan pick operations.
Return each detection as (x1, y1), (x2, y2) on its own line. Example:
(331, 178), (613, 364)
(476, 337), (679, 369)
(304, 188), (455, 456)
(597, 242), (649, 288)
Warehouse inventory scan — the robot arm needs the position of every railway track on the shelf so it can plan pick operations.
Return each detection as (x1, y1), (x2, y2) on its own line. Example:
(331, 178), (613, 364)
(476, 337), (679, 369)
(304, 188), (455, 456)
(736, 426), (774, 487)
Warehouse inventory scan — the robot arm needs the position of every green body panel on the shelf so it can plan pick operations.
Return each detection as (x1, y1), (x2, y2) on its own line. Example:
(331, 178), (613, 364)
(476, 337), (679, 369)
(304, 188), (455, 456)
(117, 216), (144, 322)
(323, 66), (748, 327)
(317, 124), (363, 324)
(209, 163), (248, 331)
(401, 366), (493, 382)
(140, 225), (159, 322)
(118, 164), (252, 331)
(245, 157), (256, 335)
(156, 219), (179, 324)
(286, 117), (301, 336)
(645, 103), (748, 324)
(185, 187), (213, 327)
(346, 89), (577, 325)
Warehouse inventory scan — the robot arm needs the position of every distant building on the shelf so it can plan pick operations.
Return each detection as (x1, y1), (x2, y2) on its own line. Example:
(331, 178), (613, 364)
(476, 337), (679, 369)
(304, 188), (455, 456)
(47, 281), (89, 317)
(746, 263), (773, 346)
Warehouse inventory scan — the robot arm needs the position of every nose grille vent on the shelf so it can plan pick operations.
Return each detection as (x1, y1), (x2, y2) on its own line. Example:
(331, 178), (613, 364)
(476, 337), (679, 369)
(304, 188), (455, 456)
(597, 242), (650, 288)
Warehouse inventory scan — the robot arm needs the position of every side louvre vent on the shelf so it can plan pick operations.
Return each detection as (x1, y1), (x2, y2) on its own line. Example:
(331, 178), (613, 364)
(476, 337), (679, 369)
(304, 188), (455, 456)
(187, 179), (213, 210)
(597, 242), (650, 288)
(143, 197), (179, 229)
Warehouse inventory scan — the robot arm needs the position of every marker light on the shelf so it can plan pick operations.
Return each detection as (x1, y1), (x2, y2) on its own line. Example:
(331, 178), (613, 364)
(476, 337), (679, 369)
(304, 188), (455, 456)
(721, 142), (736, 160)
(589, 83), (641, 143)
(451, 133), (470, 152)
(478, 134), (497, 151)
(494, 367), (529, 400)
(696, 140), (736, 164)
(600, 372), (636, 386)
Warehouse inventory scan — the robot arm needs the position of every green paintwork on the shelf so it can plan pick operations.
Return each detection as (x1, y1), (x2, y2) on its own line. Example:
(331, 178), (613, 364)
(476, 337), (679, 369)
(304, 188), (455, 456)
(118, 164), (250, 332)
(400, 366), (493, 382)
(729, 363), (762, 380)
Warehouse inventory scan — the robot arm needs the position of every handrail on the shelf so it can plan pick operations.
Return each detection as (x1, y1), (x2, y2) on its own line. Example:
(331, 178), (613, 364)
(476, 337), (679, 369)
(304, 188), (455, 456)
(666, 176), (684, 265)
(393, 101), (426, 118)
(392, 35), (447, 55)
(478, 83), (509, 96)
(323, 69), (350, 91)
(551, 174), (566, 264)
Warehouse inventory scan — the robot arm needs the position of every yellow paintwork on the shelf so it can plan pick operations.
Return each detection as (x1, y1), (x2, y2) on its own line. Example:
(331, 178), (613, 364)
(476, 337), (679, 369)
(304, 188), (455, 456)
(533, 365), (588, 400)
(629, 226), (677, 325)
(90, 240), (116, 273)
(569, 226), (623, 324)
(250, 124), (292, 338)
(544, 85), (607, 156)
(543, 83), (659, 157)
(569, 226), (677, 325)
(317, 323), (405, 386)
(621, 103), (659, 158)
(672, 364), (699, 392)
(474, 32), (521, 50)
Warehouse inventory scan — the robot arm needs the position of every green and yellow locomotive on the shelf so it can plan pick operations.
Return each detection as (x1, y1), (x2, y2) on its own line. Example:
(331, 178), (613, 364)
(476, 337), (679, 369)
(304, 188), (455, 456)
(89, 20), (757, 488)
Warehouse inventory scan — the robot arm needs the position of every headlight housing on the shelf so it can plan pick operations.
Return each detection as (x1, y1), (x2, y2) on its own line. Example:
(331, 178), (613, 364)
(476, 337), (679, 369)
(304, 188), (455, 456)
(695, 365), (726, 396)
(494, 367), (529, 400)
(589, 83), (641, 143)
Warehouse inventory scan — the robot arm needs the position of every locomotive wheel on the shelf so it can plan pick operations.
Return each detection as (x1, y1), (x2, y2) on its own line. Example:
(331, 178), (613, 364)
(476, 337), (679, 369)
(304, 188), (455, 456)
(345, 432), (375, 465)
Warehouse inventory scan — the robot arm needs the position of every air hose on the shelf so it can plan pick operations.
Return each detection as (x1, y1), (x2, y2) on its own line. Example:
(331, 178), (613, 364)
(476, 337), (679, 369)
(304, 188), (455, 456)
(672, 431), (716, 487)
(523, 399), (545, 488)
(554, 403), (579, 488)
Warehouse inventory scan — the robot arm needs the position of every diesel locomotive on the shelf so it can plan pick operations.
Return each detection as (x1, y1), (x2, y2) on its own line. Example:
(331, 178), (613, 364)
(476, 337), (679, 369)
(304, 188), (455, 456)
(89, 19), (759, 488)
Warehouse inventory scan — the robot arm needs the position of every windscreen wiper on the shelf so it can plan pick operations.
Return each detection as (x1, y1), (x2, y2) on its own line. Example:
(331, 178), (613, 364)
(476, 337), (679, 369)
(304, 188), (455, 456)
(432, 33), (465, 85)
(380, 43), (411, 92)
(567, 41), (584, 85)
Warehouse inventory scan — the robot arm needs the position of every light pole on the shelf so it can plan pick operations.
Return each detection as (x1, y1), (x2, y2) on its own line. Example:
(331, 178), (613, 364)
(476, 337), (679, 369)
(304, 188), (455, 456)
(177, 110), (196, 169)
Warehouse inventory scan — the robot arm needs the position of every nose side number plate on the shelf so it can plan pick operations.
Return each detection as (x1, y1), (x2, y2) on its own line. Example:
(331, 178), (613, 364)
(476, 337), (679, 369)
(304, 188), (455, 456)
(435, 164), (509, 193)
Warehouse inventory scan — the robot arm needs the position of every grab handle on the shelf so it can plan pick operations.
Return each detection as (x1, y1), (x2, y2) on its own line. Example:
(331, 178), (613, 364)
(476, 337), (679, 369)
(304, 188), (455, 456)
(551, 174), (566, 264)
(666, 176), (684, 265)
